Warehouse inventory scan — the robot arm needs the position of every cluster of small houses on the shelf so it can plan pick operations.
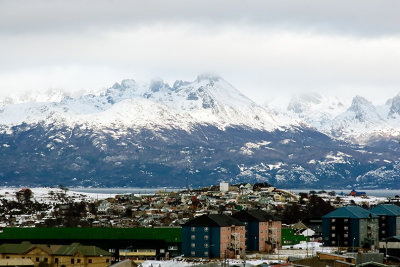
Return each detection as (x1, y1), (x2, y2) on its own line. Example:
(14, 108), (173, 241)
(0, 183), (400, 267)
(0, 184), (391, 229)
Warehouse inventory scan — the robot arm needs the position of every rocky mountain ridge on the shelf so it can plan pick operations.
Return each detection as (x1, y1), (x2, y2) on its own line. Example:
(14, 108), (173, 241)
(0, 76), (399, 188)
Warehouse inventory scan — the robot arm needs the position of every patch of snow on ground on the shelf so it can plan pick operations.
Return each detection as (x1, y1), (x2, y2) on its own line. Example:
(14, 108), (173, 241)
(0, 187), (111, 204)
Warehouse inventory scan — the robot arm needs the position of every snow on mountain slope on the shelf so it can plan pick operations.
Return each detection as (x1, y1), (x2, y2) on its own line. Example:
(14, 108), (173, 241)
(1, 75), (399, 143)
(0, 75), (282, 131)
(328, 96), (387, 136)
(277, 93), (400, 142)
(284, 93), (349, 130)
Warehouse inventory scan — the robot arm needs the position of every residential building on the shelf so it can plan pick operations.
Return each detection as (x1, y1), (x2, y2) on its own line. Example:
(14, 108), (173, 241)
(0, 258), (34, 267)
(232, 209), (281, 252)
(370, 204), (400, 240)
(322, 206), (379, 248)
(0, 227), (182, 262)
(182, 214), (245, 259)
(220, 182), (229, 192)
(98, 200), (111, 214)
(379, 236), (400, 260)
(0, 242), (111, 267)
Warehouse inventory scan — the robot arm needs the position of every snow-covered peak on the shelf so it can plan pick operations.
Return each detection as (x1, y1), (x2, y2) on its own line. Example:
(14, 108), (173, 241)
(347, 95), (380, 122)
(0, 76), (281, 131)
(196, 73), (222, 82)
(287, 93), (347, 116)
(327, 95), (388, 139)
(287, 93), (322, 114)
(386, 93), (400, 118)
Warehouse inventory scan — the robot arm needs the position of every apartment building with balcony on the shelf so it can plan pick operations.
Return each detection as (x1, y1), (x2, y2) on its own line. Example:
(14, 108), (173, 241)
(232, 209), (281, 252)
(182, 214), (245, 259)
(322, 206), (379, 248)
(370, 204), (400, 240)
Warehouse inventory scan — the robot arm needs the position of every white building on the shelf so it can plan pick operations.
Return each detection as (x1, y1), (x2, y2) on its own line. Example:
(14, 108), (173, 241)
(220, 182), (229, 192)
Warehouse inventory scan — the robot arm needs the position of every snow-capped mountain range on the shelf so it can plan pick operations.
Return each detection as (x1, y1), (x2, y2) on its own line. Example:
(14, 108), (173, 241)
(0, 75), (279, 131)
(0, 75), (399, 189)
(275, 93), (400, 142)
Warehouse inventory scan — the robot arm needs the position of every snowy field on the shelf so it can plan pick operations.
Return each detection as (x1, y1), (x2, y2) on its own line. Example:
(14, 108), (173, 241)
(0, 187), (112, 204)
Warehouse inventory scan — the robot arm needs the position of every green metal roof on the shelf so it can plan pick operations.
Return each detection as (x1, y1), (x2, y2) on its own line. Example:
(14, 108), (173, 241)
(370, 204), (400, 216)
(322, 206), (377, 219)
(0, 242), (111, 256)
(0, 227), (181, 243)
(0, 241), (33, 254)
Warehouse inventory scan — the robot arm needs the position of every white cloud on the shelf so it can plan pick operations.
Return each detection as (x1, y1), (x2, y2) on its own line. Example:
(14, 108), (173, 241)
(0, 1), (399, 105)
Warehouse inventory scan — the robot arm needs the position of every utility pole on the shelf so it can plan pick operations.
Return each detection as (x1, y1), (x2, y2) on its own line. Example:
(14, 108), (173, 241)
(243, 246), (246, 267)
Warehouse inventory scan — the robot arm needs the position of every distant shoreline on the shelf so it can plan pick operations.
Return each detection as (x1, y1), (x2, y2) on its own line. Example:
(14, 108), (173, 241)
(1, 187), (399, 198)
(69, 187), (400, 198)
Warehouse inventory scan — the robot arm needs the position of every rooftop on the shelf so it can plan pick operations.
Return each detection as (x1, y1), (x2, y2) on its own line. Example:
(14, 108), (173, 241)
(183, 214), (245, 227)
(370, 204), (400, 216)
(232, 209), (276, 222)
(322, 206), (378, 219)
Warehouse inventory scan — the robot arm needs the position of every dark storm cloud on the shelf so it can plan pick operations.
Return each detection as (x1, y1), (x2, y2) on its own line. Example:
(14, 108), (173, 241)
(0, 0), (399, 37)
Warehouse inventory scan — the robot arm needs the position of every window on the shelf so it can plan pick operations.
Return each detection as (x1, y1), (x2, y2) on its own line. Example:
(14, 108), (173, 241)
(191, 227), (195, 232)
(44, 258), (48, 262)
(260, 230), (263, 233)
(204, 251), (208, 256)
(344, 233), (348, 238)
(204, 244), (209, 248)
(204, 235), (208, 240)
(55, 258), (59, 263)
(344, 219), (348, 223)
(331, 226), (336, 230)
(240, 226), (243, 230)
(106, 259), (110, 263)
(344, 226), (348, 230)
(331, 233), (336, 237)
(88, 259), (92, 263)
(382, 230), (386, 234)
(36, 258), (40, 262)
(71, 259), (75, 264)
(332, 241), (336, 245)
(204, 227), (209, 232)
(331, 219), (336, 223)
(191, 235), (195, 240)
(6, 256), (9, 259)
(191, 251), (195, 256)
(191, 243), (195, 248)
(77, 259), (81, 263)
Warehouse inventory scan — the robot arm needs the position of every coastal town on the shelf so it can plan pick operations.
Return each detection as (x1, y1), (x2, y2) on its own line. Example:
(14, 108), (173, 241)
(0, 183), (399, 266)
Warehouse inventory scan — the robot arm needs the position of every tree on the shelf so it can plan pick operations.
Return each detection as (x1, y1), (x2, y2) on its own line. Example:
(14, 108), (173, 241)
(15, 188), (32, 204)
(125, 207), (133, 218)
(305, 195), (335, 219)
(282, 203), (305, 224)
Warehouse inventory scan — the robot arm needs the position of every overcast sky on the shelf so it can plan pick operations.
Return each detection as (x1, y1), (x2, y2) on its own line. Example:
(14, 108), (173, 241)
(1, 0), (400, 106)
